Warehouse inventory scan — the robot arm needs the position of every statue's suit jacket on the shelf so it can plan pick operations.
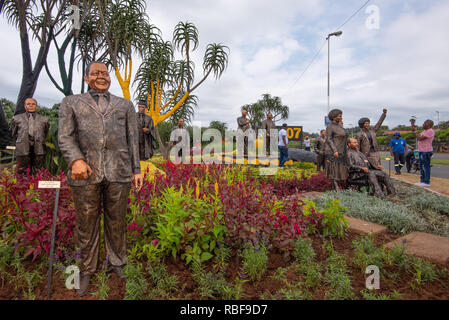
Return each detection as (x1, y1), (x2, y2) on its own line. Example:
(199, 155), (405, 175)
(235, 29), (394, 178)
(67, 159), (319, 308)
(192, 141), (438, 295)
(58, 92), (140, 187)
(11, 112), (49, 156)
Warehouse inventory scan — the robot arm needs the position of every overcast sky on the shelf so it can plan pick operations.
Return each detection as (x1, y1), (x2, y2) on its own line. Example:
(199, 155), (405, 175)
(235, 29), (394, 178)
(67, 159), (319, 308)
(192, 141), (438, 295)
(1, 0), (448, 133)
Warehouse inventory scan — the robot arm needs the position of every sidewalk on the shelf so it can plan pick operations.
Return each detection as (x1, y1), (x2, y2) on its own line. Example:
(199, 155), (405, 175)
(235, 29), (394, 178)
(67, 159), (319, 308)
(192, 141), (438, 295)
(385, 170), (449, 196)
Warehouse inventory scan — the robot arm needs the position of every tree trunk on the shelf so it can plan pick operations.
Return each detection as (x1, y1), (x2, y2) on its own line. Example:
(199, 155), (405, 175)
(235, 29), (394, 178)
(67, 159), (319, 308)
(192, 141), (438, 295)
(14, 26), (54, 115)
(154, 124), (170, 160)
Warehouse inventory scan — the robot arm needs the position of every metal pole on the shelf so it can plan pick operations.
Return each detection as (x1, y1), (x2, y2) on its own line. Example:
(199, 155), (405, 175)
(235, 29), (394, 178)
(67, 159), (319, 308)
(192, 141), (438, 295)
(47, 189), (60, 299)
(11, 149), (15, 168)
(327, 36), (330, 114)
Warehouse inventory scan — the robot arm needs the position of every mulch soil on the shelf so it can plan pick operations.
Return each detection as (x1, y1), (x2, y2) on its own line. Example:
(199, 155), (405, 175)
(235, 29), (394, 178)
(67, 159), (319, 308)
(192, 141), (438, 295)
(1, 229), (448, 300)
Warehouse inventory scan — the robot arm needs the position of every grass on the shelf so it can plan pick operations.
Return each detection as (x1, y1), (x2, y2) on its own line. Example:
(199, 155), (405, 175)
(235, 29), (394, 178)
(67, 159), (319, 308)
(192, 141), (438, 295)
(316, 181), (449, 237)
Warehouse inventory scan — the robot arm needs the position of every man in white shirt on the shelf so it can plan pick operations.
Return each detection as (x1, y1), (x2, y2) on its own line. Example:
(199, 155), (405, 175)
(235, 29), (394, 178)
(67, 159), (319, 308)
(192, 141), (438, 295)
(278, 123), (289, 167)
(304, 136), (311, 151)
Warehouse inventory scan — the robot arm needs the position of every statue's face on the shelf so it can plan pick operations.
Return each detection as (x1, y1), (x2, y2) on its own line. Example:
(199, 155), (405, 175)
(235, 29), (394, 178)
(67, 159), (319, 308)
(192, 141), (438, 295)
(138, 105), (146, 113)
(321, 130), (326, 137)
(348, 138), (358, 150)
(363, 121), (370, 129)
(24, 98), (37, 113)
(84, 63), (111, 92)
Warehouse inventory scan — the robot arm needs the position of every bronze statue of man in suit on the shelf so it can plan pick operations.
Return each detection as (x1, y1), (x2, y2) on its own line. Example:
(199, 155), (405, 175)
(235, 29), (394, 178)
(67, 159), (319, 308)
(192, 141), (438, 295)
(261, 112), (275, 156)
(58, 61), (142, 296)
(314, 129), (326, 171)
(237, 109), (251, 158)
(11, 98), (49, 174)
(136, 100), (156, 161)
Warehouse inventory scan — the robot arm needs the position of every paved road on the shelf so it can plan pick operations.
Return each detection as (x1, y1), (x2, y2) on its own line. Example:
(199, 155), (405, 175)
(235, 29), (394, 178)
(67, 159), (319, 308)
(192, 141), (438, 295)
(380, 151), (449, 160)
(381, 159), (449, 179)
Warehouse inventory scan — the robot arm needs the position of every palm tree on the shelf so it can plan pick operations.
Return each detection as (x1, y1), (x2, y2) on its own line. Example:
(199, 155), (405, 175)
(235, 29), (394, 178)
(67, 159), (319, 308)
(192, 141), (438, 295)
(258, 93), (289, 123)
(209, 121), (228, 139)
(133, 21), (229, 159)
(45, 0), (96, 96)
(1, 0), (69, 114)
(95, 0), (151, 100)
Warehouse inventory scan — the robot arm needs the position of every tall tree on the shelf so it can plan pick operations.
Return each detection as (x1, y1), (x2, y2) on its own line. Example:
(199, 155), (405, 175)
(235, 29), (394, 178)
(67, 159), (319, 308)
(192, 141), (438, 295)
(242, 93), (289, 130)
(1, 0), (68, 114)
(134, 21), (229, 159)
(95, 0), (152, 100)
(209, 121), (227, 138)
(44, 0), (96, 96)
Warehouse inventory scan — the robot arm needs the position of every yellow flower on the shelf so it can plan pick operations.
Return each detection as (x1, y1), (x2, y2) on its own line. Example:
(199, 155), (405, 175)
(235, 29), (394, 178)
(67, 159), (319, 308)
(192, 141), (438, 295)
(214, 182), (219, 197)
(195, 181), (200, 199)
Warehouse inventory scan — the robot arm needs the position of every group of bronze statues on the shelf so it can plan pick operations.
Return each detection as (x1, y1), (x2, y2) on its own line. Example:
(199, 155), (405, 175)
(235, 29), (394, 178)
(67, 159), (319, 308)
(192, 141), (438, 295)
(5, 61), (398, 296)
(314, 108), (395, 198)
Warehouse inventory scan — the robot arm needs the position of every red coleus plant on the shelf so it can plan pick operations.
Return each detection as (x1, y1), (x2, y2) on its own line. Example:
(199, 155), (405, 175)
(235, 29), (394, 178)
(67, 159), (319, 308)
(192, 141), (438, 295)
(0, 169), (75, 261)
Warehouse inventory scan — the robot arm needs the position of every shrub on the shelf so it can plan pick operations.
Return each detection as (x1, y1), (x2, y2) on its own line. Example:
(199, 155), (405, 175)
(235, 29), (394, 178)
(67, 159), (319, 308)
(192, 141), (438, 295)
(317, 190), (425, 235)
(0, 170), (75, 261)
(241, 242), (269, 282)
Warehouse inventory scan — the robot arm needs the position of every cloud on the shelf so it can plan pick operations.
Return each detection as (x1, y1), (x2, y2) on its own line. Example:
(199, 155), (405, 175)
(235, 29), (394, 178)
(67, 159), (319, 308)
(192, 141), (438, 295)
(0, 0), (448, 132)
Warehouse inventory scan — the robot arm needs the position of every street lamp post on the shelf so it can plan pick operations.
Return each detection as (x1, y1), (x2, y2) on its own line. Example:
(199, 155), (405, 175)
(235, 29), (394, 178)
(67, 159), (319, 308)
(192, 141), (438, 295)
(327, 31), (343, 114)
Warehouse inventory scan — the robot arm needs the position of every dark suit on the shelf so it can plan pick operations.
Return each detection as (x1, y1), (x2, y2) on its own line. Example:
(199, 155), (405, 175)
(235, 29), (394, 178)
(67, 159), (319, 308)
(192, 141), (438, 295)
(136, 112), (156, 161)
(314, 136), (326, 171)
(347, 148), (395, 198)
(237, 116), (251, 158)
(11, 112), (49, 174)
(261, 118), (276, 156)
(58, 91), (140, 275)
(0, 101), (11, 163)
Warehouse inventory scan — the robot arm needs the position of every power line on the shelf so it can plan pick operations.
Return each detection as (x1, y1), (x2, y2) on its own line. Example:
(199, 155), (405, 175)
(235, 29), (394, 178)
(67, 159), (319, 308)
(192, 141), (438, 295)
(282, 0), (372, 97)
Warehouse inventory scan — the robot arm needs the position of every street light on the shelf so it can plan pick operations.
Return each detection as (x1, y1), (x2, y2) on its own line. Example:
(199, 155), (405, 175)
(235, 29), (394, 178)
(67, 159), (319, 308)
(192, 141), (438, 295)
(327, 30), (343, 114)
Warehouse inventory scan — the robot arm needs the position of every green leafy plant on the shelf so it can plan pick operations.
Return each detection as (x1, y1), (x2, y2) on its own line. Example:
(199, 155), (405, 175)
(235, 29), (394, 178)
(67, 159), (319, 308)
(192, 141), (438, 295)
(352, 234), (385, 273)
(153, 186), (227, 264)
(319, 198), (348, 238)
(360, 289), (401, 300)
(190, 260), (244, 299)
(292, 237), (315, 264)
(241, 242), (268, 282)
(323, 242), (354, 300)
(91, 270), (110, 300)
(147, 263), (178, 296)
(124, 262), (149, 300)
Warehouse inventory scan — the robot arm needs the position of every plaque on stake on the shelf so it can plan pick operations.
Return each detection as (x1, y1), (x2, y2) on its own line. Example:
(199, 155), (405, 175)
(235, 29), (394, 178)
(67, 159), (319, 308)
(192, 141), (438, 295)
(38, 180), (61, 298)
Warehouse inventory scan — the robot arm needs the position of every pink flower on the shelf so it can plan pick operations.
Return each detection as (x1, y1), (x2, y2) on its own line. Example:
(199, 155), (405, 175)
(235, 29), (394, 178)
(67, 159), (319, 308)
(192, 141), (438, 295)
(274, 222), (279, 229)
(279, 214), (288, 223)
(152, 239), (159, 247)
(294, 223), (302, 234)
(126, 221), (142, 233)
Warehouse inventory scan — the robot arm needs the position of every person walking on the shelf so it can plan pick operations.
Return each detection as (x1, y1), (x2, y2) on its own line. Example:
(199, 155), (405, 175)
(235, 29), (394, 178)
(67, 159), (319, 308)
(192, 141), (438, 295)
(58, 61), (142, 296)
(324, 109), (348, 190)
(278, 123), (289, 167)
(412, 119), (435, 187)
(11, 98), (49, 174)
(389, 132), (407, 175)
(314, 130), (326, 171)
